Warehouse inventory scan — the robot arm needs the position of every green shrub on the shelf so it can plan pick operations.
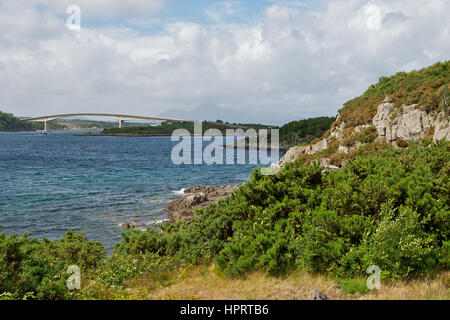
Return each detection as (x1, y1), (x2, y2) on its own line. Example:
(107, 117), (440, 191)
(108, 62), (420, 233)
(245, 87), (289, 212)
(114, 142), (449, 281)
(358, 126), (378, 144)
(0, 230), (105, 299)
(338, 278), (370, 295)
(358, 204), (442, 280)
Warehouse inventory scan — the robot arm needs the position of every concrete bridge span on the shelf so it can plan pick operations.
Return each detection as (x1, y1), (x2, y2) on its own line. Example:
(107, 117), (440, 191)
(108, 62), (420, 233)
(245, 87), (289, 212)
(23, 113), (191, 132)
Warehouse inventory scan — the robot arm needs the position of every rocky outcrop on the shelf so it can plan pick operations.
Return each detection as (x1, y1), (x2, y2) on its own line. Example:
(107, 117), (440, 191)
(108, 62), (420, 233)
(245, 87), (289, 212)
(277, 100), (449, 169)
(166, 185), (240, 222)
(277, 145), (308, 167)
(373, 103), (449, 144)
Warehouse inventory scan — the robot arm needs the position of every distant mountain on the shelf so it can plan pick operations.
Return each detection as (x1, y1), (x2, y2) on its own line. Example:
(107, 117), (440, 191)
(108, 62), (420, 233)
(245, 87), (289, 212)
(159, 102), (293, 125)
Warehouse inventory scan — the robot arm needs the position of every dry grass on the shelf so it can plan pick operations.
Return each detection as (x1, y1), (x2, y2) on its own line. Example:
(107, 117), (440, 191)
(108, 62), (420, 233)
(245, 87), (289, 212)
(132, 265), (449, 300)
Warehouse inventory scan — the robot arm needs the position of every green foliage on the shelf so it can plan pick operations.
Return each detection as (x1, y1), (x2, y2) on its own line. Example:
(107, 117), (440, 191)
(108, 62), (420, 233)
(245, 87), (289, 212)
(338, 61), (450, 128)
(357, 205), (441, 280)
(101, 121), (275, 136)
(0, 230), (105, 299)
(31, 120), (67, 131)
(358, 126), (378, 144)
(0, 111), (33, 132)
(279, 117), (335, 146)
(114, 142), (449, 281)
(338, 278), (370, 295)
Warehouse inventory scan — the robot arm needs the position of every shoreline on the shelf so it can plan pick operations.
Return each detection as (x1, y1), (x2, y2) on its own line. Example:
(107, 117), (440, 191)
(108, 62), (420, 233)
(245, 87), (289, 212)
(165, 185), (241, 223)
(120, 185), (241, 229)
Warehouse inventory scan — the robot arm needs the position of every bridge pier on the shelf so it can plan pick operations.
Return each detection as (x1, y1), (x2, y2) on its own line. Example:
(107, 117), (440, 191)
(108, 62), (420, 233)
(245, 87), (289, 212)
(43, 120), (47, 133)
(118, 120), (124, 128)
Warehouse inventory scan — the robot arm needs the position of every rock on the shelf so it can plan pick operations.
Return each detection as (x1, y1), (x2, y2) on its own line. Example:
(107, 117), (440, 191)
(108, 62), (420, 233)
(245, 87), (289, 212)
(308, 139), (328, 154)
(338, 145), (349, 154)
(330, 122), (346, 140)
(320, 158), (330, 168)
(277, 145), (307, 168)
(166, 185), (240, 222)
(321, 165), (340, 173)
(121, 220), (142, 229)
(354, 124), (372, 133)
(372, 102), (449, 144)
(310, 289), (329, 300)
(271, 102), (449, 171)
(433, 112), (450, 142)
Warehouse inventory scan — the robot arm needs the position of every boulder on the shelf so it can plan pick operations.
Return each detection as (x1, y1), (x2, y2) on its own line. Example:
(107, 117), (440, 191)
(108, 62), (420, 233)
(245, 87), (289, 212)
(310, 289), (329, 300)
(121, 220), (143, 229)
(372, 103), (448, 144)
(166, 185), (240, 222)
(277, 145), (307, 168)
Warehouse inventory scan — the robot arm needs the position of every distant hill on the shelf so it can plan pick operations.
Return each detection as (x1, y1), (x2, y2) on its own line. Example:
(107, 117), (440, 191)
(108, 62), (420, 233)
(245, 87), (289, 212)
(0, 111), (33, 132)
(160, 102), (296, 125)
(99, 120), (275, 137)
(279, 117), (336, 147)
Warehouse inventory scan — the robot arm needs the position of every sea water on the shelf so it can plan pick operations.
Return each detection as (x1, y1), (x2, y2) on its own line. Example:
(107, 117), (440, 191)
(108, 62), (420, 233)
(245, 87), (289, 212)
(0, 130), (279, 252)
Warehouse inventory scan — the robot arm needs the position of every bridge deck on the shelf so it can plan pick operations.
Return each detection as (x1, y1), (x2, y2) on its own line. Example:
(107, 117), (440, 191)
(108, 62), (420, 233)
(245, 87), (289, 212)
(23, 113), (192, 122)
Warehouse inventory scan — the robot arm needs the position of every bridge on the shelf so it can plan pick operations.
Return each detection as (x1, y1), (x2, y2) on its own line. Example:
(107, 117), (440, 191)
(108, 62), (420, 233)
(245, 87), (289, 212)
(23, 113), (192, 132)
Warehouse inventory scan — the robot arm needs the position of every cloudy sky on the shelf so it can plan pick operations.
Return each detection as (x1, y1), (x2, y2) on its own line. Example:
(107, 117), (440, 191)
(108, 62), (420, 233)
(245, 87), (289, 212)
(0, 0), (449, 124)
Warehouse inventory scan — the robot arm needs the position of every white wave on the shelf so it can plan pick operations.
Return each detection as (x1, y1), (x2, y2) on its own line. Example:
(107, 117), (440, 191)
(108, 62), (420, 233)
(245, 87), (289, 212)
(172, 188), (186, 196)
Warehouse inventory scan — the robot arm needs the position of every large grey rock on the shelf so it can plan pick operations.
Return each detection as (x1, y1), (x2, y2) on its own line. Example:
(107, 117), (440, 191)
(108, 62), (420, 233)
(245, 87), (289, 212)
(433, 112), (450, 142)
(310, 289), (329, 300)
(166, 185), (240, 222)
(277, 145), (307, 168)
(307, 139), (328, 154)
(330, 122), (345, 140)
(372, 102), (448, 144)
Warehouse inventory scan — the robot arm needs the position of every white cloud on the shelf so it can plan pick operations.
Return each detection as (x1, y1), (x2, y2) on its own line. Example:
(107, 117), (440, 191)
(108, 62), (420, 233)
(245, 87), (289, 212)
(0, 0), (449, 124)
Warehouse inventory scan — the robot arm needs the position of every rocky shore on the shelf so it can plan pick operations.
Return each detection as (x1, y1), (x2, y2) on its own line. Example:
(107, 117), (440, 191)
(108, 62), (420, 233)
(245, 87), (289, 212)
(165, 185), (240, 222)
(121, 185), (240, 228)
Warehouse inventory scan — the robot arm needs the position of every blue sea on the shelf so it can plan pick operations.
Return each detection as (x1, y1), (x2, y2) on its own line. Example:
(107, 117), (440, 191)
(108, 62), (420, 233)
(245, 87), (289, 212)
(0, 131), (279, 252)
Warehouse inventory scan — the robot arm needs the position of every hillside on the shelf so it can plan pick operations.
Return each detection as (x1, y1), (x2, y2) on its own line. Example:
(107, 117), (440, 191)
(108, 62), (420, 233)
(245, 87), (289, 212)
(336, 61), (449, 129)
(221, 117), (336, 152)
(279, 117), (335, 146)
(0, 61), (448, 300)
(0, 111), (33, 132)
(278, 61), (449, 168)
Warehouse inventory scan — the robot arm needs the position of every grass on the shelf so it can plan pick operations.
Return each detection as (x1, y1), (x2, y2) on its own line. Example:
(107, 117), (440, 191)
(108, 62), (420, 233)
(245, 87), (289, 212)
(111, 265), (449, 300)
(336, 61), (450, 129)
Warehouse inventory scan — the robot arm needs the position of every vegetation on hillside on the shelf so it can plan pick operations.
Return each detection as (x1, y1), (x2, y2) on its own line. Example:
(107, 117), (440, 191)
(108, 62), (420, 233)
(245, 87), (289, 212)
(1, 141), (448, 299)
(279, 117), (336, 146)
(337, 61), (450, 129)
(1, 61), (448, 300)
(31, 121), (68, 131)
(100, 117), (335, 149)
(0, 111), (33, 132)
(101, 121), (276, 136)
(115, 142), (449, 281)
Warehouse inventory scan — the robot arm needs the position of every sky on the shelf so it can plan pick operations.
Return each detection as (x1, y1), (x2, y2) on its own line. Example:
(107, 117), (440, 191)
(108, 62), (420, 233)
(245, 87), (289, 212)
(0, 0), (449, 124)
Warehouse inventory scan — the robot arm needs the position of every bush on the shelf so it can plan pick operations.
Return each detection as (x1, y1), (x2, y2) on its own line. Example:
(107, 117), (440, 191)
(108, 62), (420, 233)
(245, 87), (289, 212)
(114, 142), (449, 281)
(357, 205), (441, 280)
(0, 230), (105, 299)
(338, 278), (370, 295)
